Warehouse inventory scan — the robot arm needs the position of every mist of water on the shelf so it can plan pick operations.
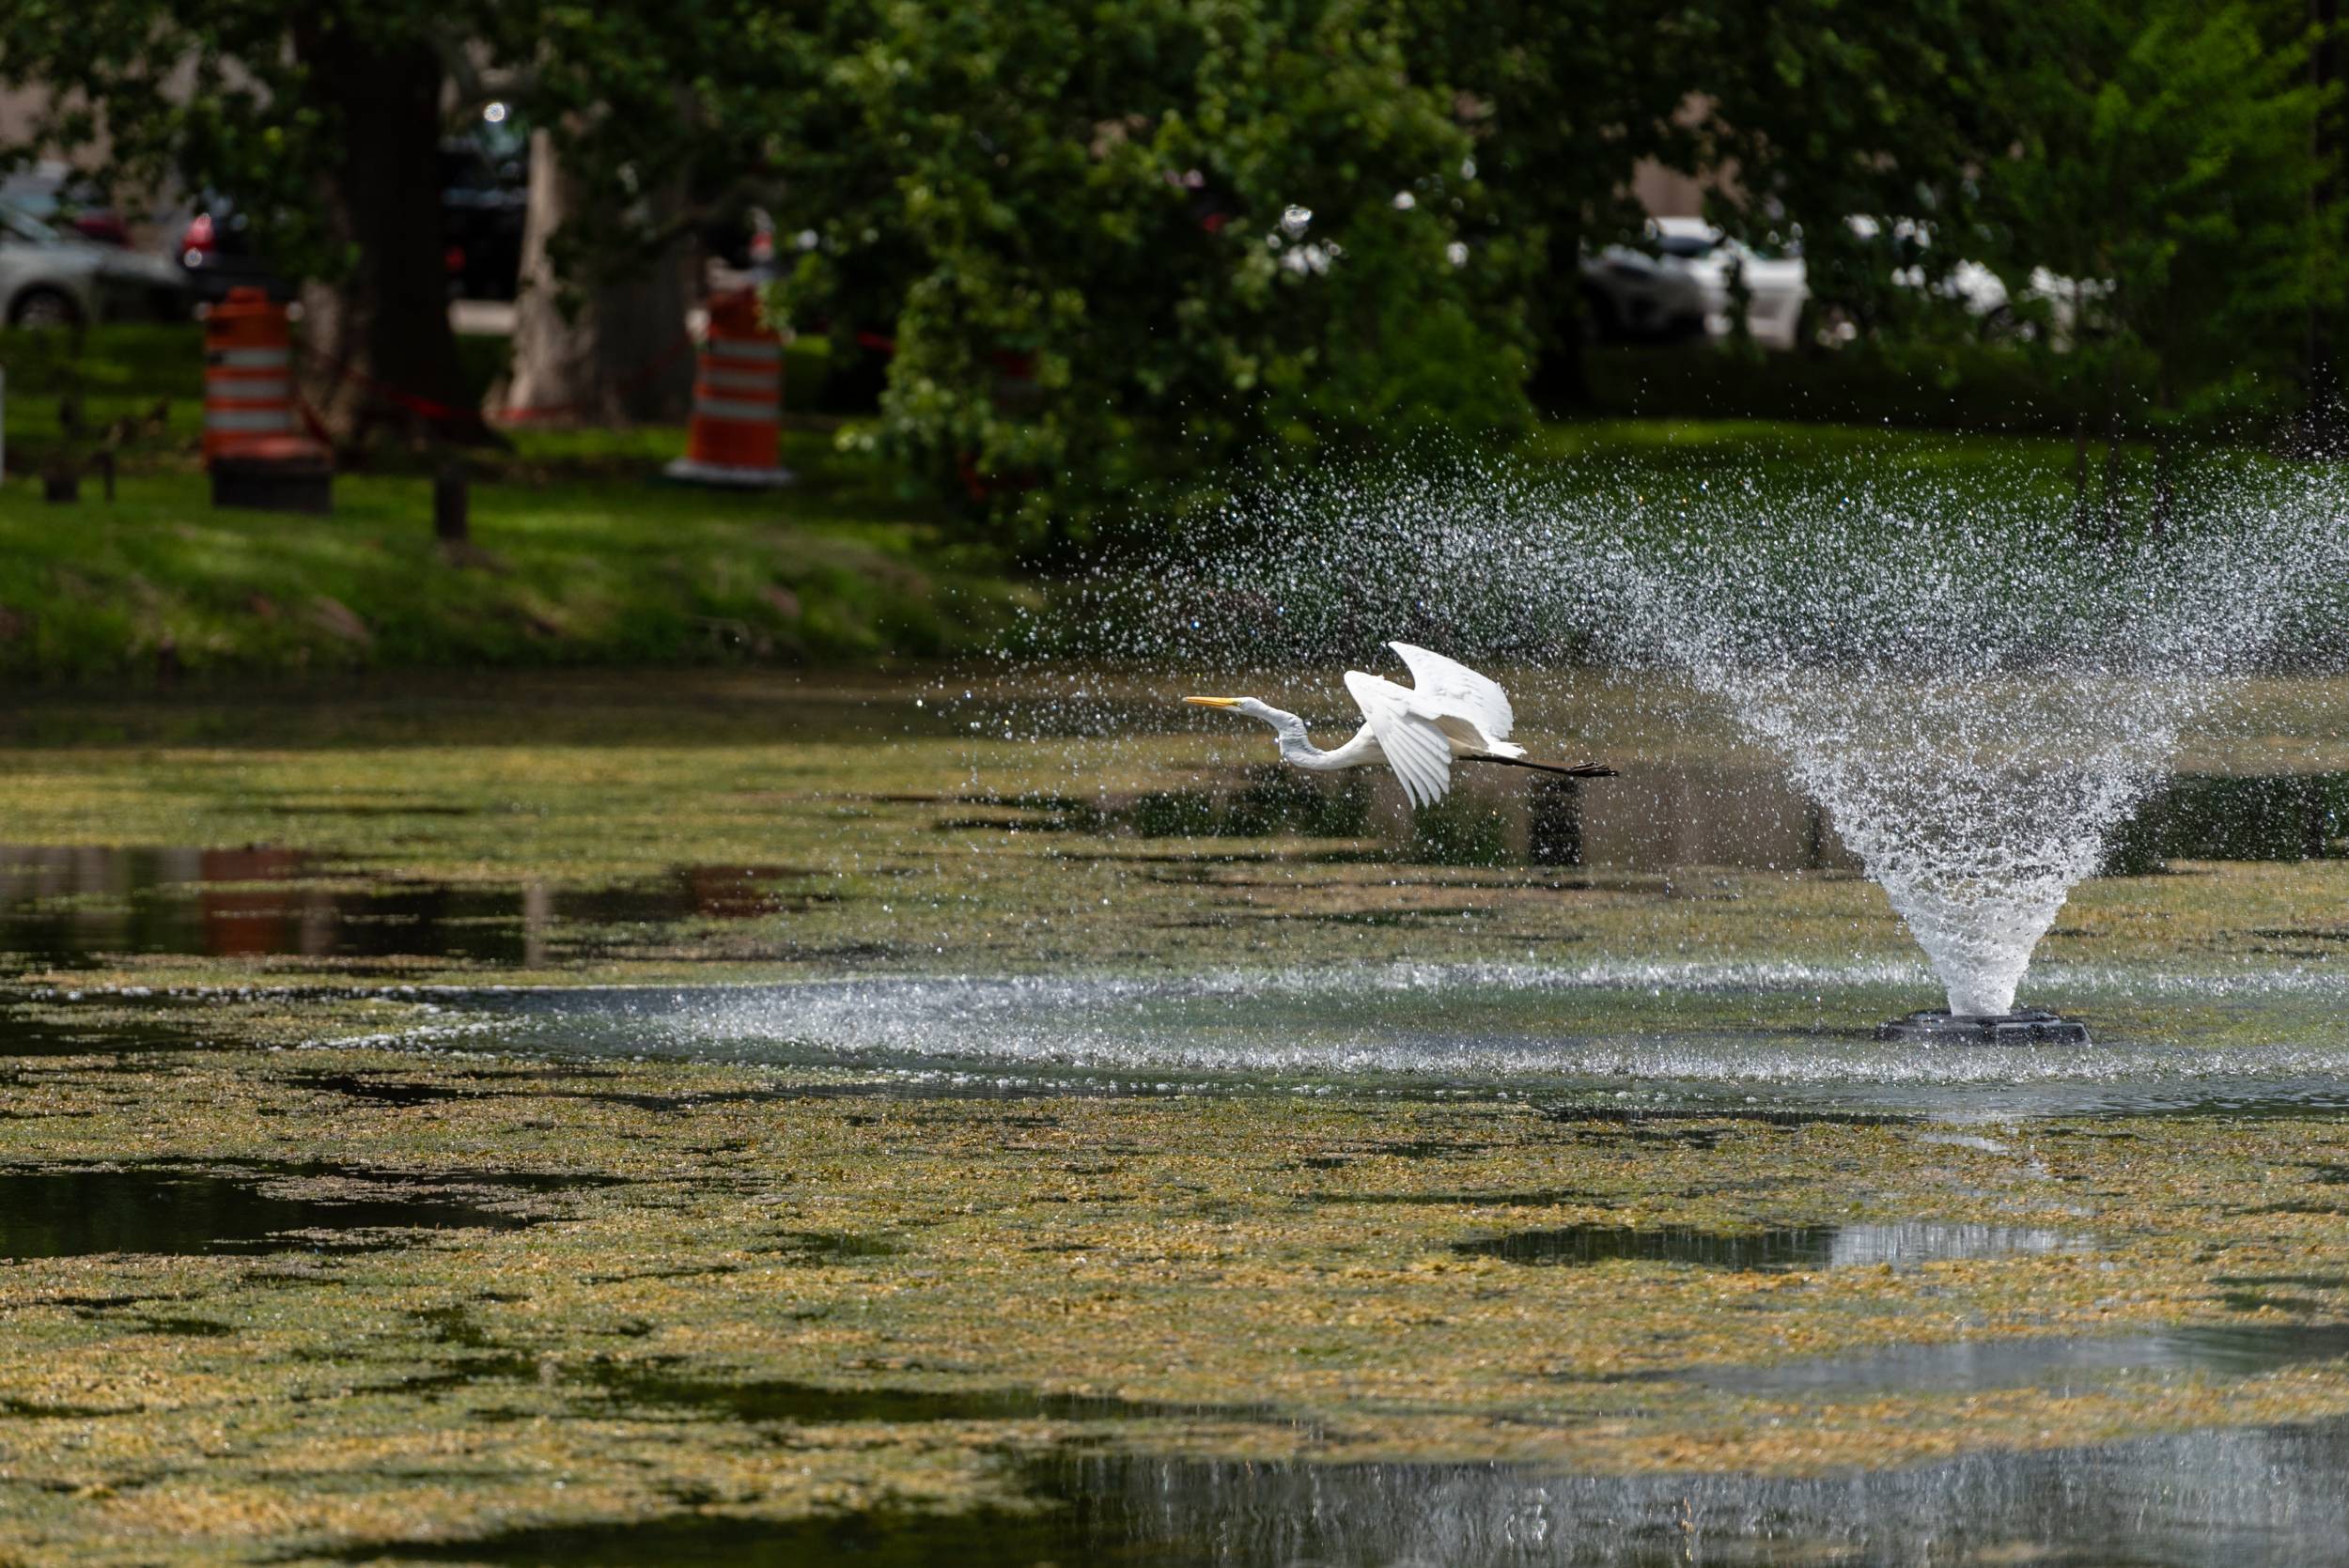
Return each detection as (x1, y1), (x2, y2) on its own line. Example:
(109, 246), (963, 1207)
(1033, 448), (2341, 1019)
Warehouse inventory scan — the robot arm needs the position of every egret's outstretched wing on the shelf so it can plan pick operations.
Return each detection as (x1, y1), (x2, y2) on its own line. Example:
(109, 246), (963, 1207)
(1344, 670), (1455, 807)
(1388, 643), (1515, 743)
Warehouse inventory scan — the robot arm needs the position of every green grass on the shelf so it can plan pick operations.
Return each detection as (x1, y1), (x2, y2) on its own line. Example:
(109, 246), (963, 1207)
(0, 434), (1032, 678)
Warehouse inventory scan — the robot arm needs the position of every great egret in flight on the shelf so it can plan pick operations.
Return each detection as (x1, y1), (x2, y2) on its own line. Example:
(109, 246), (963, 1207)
(1186, 643), (1615, 808)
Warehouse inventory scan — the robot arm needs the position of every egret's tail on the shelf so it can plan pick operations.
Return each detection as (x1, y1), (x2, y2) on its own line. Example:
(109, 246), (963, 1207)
(1463, 753), (1618, 779)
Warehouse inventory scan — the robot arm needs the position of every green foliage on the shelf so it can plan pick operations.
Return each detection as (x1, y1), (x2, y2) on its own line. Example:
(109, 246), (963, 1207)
(768, 0), (1532, 552)
(1980, 0), (2341, 429)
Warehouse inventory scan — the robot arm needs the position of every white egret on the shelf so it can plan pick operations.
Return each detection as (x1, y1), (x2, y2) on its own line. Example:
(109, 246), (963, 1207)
(1186, 643), (1615, 807)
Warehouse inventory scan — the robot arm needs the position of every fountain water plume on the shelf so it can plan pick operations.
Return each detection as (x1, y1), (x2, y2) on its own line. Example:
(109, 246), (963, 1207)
(1051, 446), (2341, 1024)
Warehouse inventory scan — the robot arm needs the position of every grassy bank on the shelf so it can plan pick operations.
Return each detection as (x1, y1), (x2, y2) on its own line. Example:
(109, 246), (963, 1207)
(0, 323), (1015, 678)
(0, 430), (1030, 678)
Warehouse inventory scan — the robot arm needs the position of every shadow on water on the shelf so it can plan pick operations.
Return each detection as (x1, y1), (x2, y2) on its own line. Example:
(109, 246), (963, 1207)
(0, 1164), (604, 1259)
(326, 1411), (2349, 1567)
(0, 846), (826, 970)
(1453, 1220), (2092, 1271)
(964, 764), (2349, 876)
(568, 1361), (1263, 1427)
(0, 993), (214, 1056)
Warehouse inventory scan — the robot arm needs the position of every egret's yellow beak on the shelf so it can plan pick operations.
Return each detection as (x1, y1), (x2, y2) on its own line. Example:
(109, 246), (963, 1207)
(1184, 696), (1240, 708)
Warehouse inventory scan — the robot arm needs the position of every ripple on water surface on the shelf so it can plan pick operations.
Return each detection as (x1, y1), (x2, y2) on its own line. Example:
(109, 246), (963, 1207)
(412, 962), (2349, 1120)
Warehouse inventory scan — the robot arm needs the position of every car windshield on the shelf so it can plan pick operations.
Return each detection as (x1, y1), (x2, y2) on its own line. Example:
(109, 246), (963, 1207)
(0, 200), (68, 245)
(1656, 232), (1717, 259)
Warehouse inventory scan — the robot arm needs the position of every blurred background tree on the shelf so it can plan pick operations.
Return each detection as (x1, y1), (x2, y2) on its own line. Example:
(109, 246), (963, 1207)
(763, 0), (1531, 554)
(4, 0), (2345, 538)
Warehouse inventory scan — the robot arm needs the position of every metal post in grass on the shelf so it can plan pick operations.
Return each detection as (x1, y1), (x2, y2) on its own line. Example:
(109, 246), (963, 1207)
(46, 383), (84, 504)
(435, 460), (470, 545)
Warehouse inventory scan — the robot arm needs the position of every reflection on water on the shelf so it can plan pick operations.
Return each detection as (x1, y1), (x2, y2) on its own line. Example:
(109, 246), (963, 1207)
(2108, 770), (2349, 871)
(3, 768), (2339, 972)
(1690, 1320), (2349, 1397)
(972, 764), (2349, 875)
(330, 1412), (2349, 1566)
(0, 846), (821, 968)
(972, 764), (1851, 873)
(1454, 1221), (2090, 1271)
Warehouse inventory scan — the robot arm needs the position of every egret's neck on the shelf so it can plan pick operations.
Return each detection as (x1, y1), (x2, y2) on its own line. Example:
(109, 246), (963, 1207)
(1255, 706), (1375, 771)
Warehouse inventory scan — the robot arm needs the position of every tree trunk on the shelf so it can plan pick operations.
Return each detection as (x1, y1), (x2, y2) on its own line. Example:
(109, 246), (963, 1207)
(290, 18), (495, 450)
(1522, 217), (1592, 412)
(2308, 0), (2343, 454)
(504, 130), (695, 426)
(2100, 408), (2126, 543)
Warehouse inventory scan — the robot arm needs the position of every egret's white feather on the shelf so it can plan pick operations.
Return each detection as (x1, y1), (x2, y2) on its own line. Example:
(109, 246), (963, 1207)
(1388, 643), (1517, 745)
(1384, 643), (1521, 757)
(1344, 671), (1455, 807)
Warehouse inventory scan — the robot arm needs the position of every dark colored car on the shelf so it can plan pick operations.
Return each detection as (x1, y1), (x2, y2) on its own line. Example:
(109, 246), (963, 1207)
(179, 116), (532, 304)
(437, 119), (528, 301)
(176, 198), (292, 303)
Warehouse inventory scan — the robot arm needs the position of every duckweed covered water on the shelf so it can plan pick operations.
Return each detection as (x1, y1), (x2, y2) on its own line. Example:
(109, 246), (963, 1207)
(2, 672), (2348, 1563)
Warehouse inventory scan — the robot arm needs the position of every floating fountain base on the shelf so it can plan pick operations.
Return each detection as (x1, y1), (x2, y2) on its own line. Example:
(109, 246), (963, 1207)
(1875, 1009), (2090, 1047)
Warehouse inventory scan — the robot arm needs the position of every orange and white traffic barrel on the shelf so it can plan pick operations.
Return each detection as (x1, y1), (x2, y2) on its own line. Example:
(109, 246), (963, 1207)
(664, 289), (793, 488)
(203, 287), (301, 461)
(204, 287), (333, 512)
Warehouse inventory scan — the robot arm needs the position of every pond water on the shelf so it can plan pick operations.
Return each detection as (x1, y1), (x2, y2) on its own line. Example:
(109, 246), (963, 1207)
(380, 969), (2349, 1121)
(326, 1411), (2349, 1566)
(1450, 1220), (2092, 1270)
(8, 674), (2349, 1566)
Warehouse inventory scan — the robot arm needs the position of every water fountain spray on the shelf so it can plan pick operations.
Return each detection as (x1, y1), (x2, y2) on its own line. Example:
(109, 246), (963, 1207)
(1067, 447), (2335, 1045)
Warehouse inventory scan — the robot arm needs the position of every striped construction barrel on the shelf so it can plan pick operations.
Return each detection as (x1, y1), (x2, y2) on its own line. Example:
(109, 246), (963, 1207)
(663, 289), (794, 488)
(202, 287), (297, 461)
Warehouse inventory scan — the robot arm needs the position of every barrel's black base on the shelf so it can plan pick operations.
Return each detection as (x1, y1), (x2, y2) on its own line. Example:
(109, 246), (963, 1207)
(1875, 1008), (2091, 1047)
(211, 458), (333, 515)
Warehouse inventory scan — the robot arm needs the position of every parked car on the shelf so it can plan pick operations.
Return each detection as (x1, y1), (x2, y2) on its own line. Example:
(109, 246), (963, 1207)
(1579, 237), (1708, 344)
(0, 161), (132, 247)
(0, 199), (191, 328)
(438, 116), (528, 300)
(1646, 217), (1810, 349)
(176, 195), (291, 303)
(1581, 217), (1809, 349)
(180, 117), (529, 305)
